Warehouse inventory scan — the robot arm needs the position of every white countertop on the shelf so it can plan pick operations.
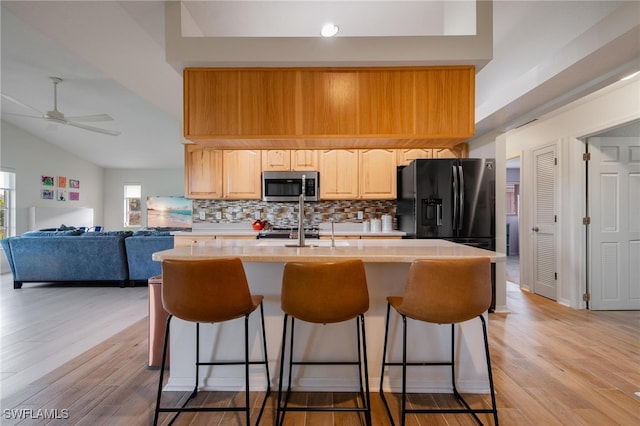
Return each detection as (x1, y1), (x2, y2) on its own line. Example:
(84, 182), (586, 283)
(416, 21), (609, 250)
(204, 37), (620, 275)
(153, 238), (504, 263)
(178, 222), (406, 238)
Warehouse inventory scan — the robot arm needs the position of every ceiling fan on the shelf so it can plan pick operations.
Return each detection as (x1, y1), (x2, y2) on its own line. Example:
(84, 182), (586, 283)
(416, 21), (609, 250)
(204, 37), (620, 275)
(1, 76), (121, 136)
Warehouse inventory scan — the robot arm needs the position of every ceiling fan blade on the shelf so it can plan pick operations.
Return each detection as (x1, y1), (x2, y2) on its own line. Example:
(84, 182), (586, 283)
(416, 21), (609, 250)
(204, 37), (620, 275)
(1, 93), (43, 115)
(3, 112), (45, 120)
(67, 121), (121, 136)
(65, 113), (114, 122)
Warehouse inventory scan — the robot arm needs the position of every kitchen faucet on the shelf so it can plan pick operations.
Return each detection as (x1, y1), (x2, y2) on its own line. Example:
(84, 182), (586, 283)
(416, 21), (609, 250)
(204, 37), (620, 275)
(297, 175), (306, 247)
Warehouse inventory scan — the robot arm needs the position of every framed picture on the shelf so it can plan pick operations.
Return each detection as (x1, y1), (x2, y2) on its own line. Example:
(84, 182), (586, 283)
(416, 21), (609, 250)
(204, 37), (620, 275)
(69, 191), (80, 201)
(57, 176), (67, 188)
(42, 176), (54, 186)
(41, 189), (54, 200)
(57, 189), (67, 201)
(69, 179), (80, 189)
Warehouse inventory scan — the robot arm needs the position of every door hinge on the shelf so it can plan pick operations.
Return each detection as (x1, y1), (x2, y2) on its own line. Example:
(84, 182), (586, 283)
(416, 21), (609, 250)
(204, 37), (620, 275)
(583, 293), (591, 302)
(583, 152), (591, 161)
(554, 272), (558, 280)
(554, 157), (558, 165)
(583, 216), (591, 225)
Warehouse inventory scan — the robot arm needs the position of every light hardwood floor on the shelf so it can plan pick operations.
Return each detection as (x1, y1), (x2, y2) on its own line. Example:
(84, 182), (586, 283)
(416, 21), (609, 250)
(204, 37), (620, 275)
(1, 275), (639, 425)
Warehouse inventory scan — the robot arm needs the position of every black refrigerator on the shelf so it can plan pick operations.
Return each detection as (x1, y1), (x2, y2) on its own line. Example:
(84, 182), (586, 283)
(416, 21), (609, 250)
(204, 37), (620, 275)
(397, 158), (496, 250)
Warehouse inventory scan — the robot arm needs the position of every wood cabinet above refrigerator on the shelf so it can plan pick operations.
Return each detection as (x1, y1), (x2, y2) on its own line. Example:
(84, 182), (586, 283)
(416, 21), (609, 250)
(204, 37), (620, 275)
(183, 66), (475, 149)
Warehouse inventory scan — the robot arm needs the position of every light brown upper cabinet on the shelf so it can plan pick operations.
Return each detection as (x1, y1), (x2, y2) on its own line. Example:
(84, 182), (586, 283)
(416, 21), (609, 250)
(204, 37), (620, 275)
(299, 70), (359, 136)
(359, 149), (397, 199)
(397, 148), (434, 166)
(223, 150), (262, 199)
(358, 70), (414, 136)
(184, 145), (223, 199)
(237, 70), (298, 136)
(319, 149), (359, 200)
(184, 70), (239, 137)
(262, 149), (319, 171)
(291, 150), (319, 170)
(183, 67), (474, 148)
(414, 68), (474, 138)
(319, 149), (396, 200)
(396, 144), (469, 166)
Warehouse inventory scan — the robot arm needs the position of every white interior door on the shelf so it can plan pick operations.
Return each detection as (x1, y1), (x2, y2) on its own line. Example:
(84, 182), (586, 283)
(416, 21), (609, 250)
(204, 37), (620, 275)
(589, 137), (640, 310)
(532, 144), (558, 300)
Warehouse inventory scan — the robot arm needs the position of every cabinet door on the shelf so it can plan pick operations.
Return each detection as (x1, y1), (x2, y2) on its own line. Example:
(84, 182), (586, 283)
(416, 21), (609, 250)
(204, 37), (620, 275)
(300, 71), (358, 136)
(319, 149), (359, 200)
(358, 70), (414, 135)
(237, 70), (298, 136)
(184, 145), (223, 199)
(184, 69), (239, 137)
(262, 150), (291, 171)
(433, 143), (469, 158)
(359, 149), (397, 199)
(396, 149), (433, 166)
(291, 149), (318, 170)
(414, 67), (474, 138)
(223, 150), (262, 199)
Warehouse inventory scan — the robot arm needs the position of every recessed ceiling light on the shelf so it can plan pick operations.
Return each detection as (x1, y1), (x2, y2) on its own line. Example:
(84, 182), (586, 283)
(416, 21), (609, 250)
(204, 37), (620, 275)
(321, 23), (339, 37)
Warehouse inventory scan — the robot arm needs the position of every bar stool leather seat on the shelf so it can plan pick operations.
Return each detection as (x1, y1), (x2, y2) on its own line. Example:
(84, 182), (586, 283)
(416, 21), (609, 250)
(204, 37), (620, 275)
(153, 258), (270, 426)
(380, 257), (499, 425)
(277, 259), (371, 426)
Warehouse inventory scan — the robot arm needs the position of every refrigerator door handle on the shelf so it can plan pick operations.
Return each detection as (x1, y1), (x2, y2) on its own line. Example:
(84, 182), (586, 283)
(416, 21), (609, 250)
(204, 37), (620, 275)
(452, 165), (459, 231)
(458, 164), (465, 230)
(436, 203), (443, 226)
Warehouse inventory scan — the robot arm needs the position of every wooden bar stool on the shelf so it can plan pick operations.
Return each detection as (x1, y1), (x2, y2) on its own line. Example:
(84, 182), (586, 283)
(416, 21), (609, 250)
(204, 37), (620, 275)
(277, 259), (371, 426)
(379, 257), (499, 426)
(153, 258), (270, 426)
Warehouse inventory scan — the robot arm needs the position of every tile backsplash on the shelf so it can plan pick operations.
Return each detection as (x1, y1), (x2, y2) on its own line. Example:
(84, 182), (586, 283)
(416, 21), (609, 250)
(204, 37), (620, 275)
(192, 200), (396, 228)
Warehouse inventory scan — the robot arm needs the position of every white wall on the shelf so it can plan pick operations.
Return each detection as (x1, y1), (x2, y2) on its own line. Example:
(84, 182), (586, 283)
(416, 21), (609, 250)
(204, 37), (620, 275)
(1, 121), (104, 235)
(102, 168), (184, 231)
(504, 76), (640, 308)
(1, 120), (186, 234)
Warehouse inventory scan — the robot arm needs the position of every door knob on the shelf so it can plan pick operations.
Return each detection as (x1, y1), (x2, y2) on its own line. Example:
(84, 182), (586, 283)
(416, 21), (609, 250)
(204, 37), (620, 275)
(532, 227), (539, 232)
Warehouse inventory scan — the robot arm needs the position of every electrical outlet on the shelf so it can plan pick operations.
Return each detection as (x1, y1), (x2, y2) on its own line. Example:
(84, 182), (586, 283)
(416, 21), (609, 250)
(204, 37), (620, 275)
(255, 211), (261, 220)
(357, 211), (363, 220)
(215, 211), (222, 220)
(198, 210), (206, 220)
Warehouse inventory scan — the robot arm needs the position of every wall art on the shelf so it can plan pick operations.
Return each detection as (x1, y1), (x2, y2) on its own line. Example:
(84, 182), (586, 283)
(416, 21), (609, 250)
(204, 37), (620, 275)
(57, 176), (67, 188)
(69, 191), (80, 201)
(42, 176), (54, 186)
(57, 189), (67, 201)
(41, 189), (54, 200)
(69, 179), (80, 189)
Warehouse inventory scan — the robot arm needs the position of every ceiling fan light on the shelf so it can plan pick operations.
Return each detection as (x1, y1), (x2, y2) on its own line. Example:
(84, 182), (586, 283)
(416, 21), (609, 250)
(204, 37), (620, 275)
(321, 23), (339, 38)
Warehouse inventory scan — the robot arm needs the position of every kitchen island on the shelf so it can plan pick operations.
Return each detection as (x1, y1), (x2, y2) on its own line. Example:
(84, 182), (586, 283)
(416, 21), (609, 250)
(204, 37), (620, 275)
(152, 239), (505, 394)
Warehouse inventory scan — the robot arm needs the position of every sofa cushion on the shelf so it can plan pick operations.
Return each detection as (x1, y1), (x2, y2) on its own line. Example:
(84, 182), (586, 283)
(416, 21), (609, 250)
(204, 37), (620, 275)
(22, 230), (83, 237)
(82, 230), (133, 237)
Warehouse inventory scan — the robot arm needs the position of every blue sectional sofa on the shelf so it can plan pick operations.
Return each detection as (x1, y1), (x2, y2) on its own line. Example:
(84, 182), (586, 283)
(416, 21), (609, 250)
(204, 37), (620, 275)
(1, 229), (174, 289)
(124, 233), (175, 283)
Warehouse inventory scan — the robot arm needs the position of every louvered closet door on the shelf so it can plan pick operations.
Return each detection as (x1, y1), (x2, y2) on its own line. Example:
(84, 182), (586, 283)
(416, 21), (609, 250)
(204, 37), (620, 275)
(589, 137), (640, 310)
(532, 144), (558, 300)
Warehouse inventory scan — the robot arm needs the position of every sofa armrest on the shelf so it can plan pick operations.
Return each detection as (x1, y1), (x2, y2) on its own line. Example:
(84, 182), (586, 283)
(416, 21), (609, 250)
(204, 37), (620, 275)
(125, 235), (174, 281)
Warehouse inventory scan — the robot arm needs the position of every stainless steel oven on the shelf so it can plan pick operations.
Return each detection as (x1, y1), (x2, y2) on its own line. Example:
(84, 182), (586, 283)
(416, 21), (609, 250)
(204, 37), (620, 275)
(262, 171), (319, 202)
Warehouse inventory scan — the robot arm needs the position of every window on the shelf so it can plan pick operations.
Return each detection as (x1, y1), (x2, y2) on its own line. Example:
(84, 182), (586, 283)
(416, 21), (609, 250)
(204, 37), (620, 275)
(0, 171), (16, 239)
(124, 184), (142, 228)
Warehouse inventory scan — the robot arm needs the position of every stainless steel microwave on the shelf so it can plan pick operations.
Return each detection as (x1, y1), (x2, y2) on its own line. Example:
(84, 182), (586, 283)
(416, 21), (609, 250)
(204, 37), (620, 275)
(262, 171), (319, 202)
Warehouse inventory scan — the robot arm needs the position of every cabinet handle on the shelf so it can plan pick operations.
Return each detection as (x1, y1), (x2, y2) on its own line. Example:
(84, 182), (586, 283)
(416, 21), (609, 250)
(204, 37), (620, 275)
(532, 227), (539, 232)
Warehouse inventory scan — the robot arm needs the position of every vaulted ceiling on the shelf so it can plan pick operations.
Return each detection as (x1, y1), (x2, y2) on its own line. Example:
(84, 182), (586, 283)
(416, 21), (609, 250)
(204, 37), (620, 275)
(1, 1), (638, 169)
